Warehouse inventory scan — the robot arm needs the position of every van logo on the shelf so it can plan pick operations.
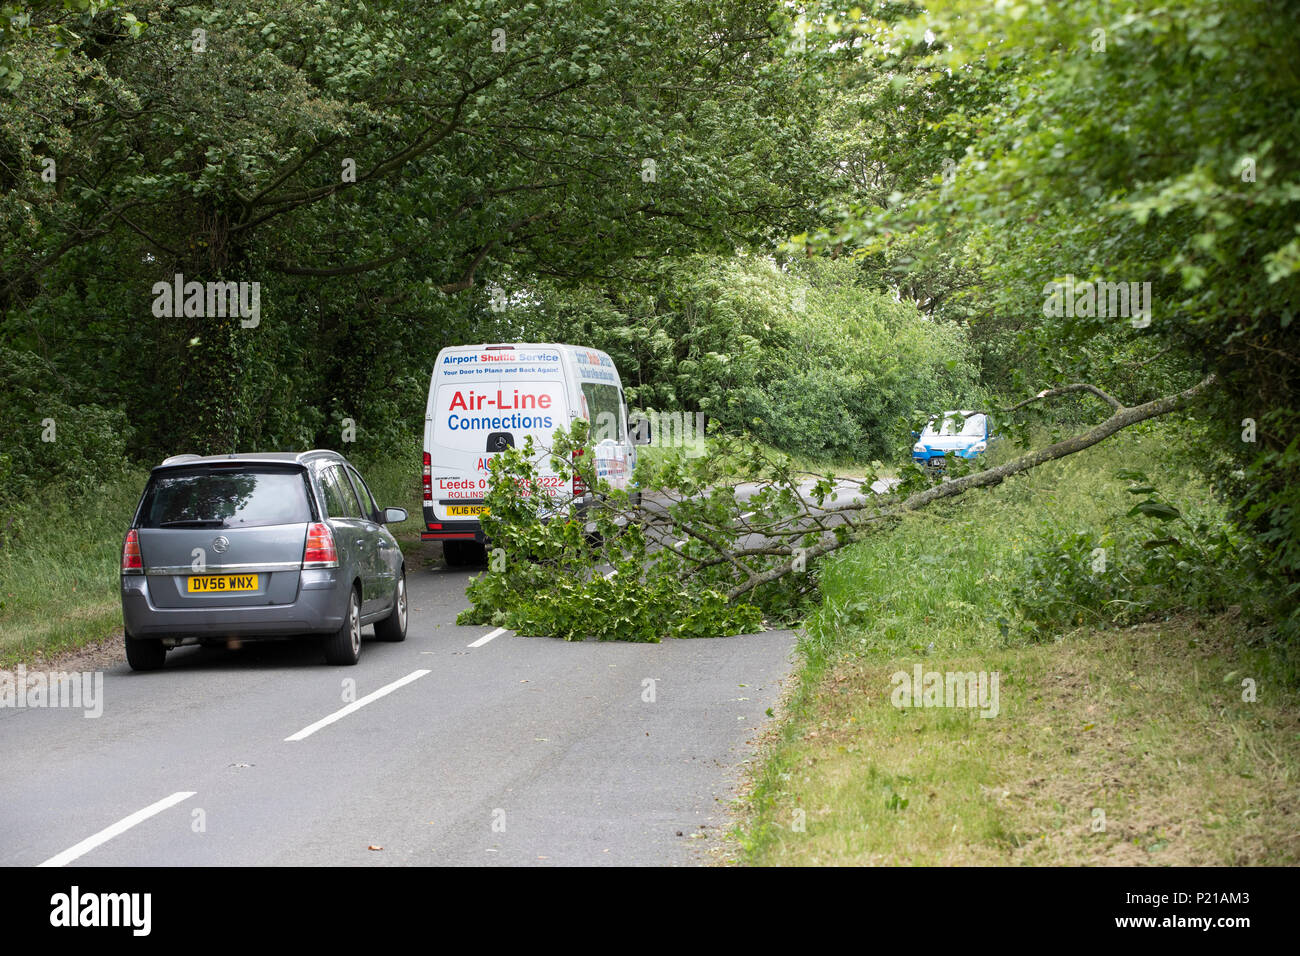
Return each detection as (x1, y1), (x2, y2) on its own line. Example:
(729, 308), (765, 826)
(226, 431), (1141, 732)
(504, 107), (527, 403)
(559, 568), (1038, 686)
(212, 536), (230, 553)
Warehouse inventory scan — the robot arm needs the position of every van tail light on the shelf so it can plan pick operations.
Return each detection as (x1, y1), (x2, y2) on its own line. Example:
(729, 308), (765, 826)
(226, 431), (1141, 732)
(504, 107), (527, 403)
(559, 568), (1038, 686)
(121, 529), (143, 573)
(422, 452), (432, 502)
(302, 522), (340, 568)
(572, 447), (587, 497)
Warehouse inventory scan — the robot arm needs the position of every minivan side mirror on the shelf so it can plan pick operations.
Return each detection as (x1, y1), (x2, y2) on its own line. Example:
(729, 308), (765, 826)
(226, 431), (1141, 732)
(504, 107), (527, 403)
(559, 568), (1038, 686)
(384, 507), (408, 524)
(630, 416), (652, 445)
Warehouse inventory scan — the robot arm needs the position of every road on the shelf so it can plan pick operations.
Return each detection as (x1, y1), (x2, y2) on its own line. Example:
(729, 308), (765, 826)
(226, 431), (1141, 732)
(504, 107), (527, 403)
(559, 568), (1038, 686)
(0, 561), (796, 867)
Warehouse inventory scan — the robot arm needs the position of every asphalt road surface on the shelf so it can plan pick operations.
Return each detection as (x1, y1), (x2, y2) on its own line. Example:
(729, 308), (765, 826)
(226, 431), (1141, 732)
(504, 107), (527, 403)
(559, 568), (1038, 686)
(0, 562), (796, 867)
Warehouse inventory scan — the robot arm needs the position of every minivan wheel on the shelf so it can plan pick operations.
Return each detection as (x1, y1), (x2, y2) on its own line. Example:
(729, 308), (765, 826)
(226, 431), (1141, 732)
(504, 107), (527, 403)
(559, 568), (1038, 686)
(374, 569), (407, 642)
(323, 587), (362, 665)
(125, 634), (166, 671)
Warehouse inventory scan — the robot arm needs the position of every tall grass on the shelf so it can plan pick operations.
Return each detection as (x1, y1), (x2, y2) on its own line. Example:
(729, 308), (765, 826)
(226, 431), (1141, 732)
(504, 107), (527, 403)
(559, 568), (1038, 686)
(804, 421), (1230, 665)
(0, 469), (148, 664)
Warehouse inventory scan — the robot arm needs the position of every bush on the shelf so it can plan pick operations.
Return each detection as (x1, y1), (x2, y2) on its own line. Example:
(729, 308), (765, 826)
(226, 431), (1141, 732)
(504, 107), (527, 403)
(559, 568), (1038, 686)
(1011, 470), (1267, 634)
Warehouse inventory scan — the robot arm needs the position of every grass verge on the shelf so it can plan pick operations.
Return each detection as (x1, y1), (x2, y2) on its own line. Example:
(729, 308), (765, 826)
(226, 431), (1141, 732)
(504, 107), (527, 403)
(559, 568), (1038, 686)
(0, 470), (147, 666)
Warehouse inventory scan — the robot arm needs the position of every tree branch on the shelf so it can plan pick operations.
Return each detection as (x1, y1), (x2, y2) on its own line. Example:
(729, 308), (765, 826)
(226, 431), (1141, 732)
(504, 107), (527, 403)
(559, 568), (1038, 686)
(724, 374), (1217, 601)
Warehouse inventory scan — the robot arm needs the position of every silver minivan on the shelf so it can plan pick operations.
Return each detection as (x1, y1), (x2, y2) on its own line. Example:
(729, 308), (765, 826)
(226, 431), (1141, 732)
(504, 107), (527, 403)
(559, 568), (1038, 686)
(120, 450), (408, 670)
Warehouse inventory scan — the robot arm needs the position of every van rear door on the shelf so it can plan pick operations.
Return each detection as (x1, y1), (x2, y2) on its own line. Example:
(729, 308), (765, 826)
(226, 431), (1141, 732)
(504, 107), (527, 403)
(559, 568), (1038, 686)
(427, 347), (570, 523)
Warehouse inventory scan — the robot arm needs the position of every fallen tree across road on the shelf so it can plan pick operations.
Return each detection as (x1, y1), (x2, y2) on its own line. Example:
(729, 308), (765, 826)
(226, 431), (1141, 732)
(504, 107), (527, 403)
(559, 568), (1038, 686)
(458, 374), (1217, 640)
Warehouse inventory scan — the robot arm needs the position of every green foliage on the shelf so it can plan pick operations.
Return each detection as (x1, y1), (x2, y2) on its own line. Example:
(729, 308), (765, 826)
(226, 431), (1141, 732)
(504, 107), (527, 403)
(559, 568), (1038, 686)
(1011, 471), (1263, 634)
(0, 466), (147, 664)
(2, 0), (827, 461)
(456, 421), (764, 641)
(795, 0), (1300, 629)
(808, 426), (1272, 659)
(0, 346), (133, 512)
(520, 255), (982, 462)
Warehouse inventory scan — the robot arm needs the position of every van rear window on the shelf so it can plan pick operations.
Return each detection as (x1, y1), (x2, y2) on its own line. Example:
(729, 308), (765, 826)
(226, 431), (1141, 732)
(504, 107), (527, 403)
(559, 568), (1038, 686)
(138, 467), (313, 529)
(581, 382), (624, 442)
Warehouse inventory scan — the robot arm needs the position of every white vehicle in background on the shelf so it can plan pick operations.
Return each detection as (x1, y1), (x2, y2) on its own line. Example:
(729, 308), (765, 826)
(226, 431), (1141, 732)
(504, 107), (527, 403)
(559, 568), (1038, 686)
(421, 343), (650, 565)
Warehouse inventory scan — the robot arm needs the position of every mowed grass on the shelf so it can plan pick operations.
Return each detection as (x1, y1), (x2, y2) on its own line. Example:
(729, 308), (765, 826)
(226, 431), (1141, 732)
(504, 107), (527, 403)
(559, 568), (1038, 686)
(735, 426), (1300, 865)
(0, 471), (147, 666)
(738, 616), (1299, 865)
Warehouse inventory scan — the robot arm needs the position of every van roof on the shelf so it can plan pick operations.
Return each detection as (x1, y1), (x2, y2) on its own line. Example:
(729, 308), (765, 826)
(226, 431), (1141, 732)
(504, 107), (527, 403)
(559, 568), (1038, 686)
(438, 342), (610, 355)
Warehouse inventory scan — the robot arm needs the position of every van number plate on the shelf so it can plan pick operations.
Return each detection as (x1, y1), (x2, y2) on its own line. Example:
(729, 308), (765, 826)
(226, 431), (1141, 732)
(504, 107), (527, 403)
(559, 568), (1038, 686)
(446, 505), (487, 517)
(187, 574), (259, 592)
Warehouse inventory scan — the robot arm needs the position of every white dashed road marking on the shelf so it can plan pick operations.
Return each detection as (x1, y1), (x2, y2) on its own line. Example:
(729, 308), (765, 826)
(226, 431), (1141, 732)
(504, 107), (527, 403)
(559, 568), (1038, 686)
(468, 627), (508, 648)
(286, 670), (431, 741)
(39, 791), (197, 867)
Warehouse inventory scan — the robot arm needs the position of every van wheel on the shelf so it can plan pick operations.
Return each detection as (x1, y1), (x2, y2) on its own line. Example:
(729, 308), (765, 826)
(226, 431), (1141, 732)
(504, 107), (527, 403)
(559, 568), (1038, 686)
(374, 569), (407, 642)
(444, 541), (485, 567)
(125, 634), (166, 671)
(324, 587), (362, 665)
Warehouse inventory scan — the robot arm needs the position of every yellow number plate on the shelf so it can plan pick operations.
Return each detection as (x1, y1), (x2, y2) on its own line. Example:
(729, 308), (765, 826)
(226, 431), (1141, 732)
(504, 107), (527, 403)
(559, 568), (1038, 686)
(187, 574), (259, 593)
(446, 505), (487, 517)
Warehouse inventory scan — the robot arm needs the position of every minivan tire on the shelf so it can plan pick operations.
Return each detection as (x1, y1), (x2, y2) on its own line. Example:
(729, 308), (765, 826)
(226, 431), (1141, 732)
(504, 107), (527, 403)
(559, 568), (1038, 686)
(323, 587), (362, 665)
(374, 569), (407, 642)
(125, 634), (166, 671)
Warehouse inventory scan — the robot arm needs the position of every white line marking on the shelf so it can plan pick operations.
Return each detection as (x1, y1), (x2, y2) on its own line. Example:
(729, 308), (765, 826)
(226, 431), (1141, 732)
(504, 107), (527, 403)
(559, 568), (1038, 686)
(39, 791), (196, 867)
(603, 568), (618, 579)
(286, 669), (431, 741)
(740, 511), (755, 519)
(468, 627), (507, 648)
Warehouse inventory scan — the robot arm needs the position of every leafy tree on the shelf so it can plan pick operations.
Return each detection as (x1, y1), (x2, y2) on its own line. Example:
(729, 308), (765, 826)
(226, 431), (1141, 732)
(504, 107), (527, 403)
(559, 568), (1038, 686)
(1, 0), (828, 457)
(792, 0), (1300, 629)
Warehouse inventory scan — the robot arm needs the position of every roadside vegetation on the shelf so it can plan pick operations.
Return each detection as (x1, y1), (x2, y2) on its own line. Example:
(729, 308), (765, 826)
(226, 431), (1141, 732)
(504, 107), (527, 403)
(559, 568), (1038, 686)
(735, 428), (1300, 864)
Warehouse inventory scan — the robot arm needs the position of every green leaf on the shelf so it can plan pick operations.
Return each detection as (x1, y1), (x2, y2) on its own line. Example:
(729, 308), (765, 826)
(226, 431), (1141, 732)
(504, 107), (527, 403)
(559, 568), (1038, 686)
(1128, 500), (1181, 521)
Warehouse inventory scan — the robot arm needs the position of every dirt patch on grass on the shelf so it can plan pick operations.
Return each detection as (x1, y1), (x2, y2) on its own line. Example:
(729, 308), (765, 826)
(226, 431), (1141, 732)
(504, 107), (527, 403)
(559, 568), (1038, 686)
(17, 626), (126, 673)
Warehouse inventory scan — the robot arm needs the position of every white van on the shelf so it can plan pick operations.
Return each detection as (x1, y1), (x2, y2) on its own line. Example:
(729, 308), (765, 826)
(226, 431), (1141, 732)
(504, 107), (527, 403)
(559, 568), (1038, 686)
(421, 343), (649, 565)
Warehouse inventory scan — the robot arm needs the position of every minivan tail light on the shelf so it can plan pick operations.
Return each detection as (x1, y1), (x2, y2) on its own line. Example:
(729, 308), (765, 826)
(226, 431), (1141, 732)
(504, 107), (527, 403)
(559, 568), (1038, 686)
(422, 452), (432, 502)
(302, 522), (339, 568)
(121, 529), (143, 573)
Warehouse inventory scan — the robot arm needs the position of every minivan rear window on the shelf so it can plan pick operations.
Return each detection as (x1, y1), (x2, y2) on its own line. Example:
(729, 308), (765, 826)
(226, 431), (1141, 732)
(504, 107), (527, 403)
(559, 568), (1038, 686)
(138, 467), (313, 529)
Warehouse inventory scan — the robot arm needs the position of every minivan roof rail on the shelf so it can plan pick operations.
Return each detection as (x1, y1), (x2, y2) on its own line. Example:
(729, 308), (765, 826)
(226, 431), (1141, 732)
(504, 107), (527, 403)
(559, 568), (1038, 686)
(159, 453), (203, 466)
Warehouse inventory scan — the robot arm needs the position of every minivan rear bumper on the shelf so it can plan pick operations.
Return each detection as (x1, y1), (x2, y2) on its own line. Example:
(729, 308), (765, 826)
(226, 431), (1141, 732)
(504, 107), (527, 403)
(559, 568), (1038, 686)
(121, 569), (347, 638)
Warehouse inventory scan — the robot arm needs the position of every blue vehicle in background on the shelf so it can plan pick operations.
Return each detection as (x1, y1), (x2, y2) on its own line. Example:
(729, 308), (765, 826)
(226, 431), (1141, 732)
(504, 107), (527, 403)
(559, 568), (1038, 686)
(912, 410), (991, 470)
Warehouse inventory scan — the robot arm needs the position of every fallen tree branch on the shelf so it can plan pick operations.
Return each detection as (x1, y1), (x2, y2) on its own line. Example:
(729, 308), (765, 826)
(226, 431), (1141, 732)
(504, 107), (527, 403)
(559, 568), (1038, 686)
(724, 373), (1216, 601)
(1001, 382), (1125, 415)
